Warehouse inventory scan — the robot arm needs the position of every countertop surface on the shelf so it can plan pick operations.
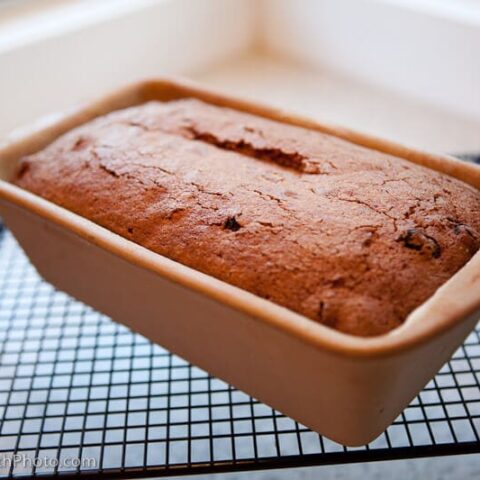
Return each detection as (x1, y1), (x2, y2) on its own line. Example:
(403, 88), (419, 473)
(195, 53), (480, 155)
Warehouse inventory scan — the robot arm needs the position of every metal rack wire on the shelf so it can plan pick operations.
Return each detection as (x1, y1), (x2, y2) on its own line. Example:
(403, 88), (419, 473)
(0, 216), (479, 478)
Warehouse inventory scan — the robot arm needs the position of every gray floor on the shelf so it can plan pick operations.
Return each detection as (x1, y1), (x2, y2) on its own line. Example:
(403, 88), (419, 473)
(181, 455), (479, 479)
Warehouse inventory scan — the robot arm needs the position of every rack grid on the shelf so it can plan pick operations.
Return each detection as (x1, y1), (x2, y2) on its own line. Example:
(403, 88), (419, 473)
(1, 164), (480, 478)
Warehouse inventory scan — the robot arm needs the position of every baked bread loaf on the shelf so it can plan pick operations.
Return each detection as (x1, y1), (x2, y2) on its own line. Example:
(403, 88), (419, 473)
(15, 99), (480, 336)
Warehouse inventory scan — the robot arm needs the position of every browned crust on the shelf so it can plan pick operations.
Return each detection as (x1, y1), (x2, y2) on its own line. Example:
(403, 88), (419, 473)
(14, 98), (480, 336)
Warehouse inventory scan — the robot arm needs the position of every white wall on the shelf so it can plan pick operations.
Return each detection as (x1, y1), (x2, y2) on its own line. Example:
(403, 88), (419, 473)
(1, 0), (479, 138)
(260, 0), (480, 121)
(0, 0), (255, 137)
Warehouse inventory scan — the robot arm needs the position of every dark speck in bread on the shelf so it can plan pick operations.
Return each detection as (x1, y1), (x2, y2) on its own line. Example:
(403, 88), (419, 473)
(397, 228), (442, 258)
(224, 216), (242, 232)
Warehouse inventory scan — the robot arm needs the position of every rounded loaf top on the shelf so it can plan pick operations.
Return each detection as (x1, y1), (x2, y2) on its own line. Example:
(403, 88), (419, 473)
(14, 98), (480, 336)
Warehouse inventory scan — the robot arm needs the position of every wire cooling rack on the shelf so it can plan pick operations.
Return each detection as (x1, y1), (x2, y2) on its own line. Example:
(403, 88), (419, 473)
(0, 217), (479, 479)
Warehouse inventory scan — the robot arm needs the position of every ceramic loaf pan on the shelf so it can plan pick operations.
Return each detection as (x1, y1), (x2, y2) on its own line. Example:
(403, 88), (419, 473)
(1, 79), (480, 446)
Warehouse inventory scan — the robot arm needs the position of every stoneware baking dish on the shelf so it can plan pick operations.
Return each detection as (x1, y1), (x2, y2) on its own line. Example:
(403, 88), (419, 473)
(1, 79), (480, 446)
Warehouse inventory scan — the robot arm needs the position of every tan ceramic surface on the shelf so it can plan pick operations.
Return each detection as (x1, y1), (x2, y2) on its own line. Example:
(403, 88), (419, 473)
(1, 79), (480, 445)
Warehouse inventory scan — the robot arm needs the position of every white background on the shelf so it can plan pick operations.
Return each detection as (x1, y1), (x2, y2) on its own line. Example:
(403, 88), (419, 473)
(0, 0), (479, 149)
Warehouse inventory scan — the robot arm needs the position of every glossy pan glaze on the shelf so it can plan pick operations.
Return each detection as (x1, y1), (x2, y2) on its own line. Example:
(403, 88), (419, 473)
(1, 78), (480, 445)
